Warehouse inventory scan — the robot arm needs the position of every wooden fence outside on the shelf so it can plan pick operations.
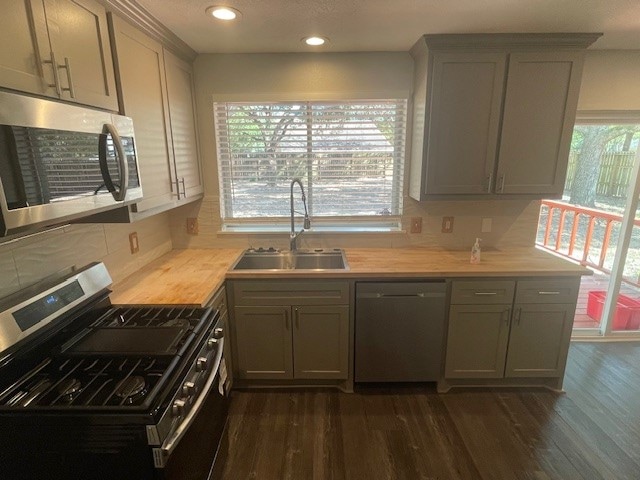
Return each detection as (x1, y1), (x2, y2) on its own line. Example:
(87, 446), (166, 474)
(565, 151), (636, 198)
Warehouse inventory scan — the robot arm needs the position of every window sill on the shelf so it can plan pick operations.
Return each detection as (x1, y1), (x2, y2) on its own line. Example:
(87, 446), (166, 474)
(219, 221), (404, 235)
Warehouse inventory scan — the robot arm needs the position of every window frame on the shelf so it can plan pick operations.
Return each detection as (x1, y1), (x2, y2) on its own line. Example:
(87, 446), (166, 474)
(213, 99), (408, 231)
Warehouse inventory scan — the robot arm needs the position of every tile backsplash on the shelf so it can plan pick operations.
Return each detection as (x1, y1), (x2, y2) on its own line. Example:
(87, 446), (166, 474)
(169, 195), (542, 250)
(0, 213), (173, 300)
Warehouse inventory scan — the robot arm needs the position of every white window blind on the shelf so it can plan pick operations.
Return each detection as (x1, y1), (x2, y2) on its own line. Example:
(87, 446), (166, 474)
(213, 100), (406, 222)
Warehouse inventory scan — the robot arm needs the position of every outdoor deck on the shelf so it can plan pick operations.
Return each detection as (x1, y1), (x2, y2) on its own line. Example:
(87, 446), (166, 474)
(574, 269), (640, 329)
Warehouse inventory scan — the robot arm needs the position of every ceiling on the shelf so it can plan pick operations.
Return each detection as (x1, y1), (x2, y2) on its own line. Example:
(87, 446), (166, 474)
(135, 0), (640, 53)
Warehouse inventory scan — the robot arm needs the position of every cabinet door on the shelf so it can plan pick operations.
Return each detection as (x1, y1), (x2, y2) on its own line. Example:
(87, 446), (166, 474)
(293, 305), (349, 380)
(505, 303), (575, 378)
(0, 0), (54, 97)
(445, 304), (511, 378)
(110, 15), (178, 212)
(497, 52), (584, 195)
(45, 0), (118, 110)
(425, 52), (506, 195)
(163, 49), (203, 199)
(233, 306), (293, 380)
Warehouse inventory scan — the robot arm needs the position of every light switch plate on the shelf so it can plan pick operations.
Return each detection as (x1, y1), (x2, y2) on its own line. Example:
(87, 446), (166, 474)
(441, 216), (454, 233)
(410, 217), (422, 233)
(129, 232), (139, 254)
(186, 218), (199, 235)
(481, 217), (492, 233)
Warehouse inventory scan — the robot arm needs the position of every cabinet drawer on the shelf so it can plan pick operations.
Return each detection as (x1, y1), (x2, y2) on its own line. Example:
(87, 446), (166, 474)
(451, 280), (515, 305)
(209, 286), (228, 313)
(232, 280), (349, 306)
(515, 278), (580, 304)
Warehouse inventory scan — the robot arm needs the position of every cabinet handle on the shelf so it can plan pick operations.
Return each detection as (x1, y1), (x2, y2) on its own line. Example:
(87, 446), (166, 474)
(173, 179), (181, 197)
(474, 292), (497, 296)
(179, 178), (186, 197)
(58, 57), (76, 99)
(498, 173), (506, 193)
(514, 307), (522, 325)
(284, 309), (289, 330)
(503, 308), (511, 326)
(485, 173), (493, 193)
(43, 51), (62, 97)
(294, 307), (299, 329)
(538, 291), (560, 295)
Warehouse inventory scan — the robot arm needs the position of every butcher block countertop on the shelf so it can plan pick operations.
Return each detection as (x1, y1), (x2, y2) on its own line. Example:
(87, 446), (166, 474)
(110, 248), (242, 306)
(110, 247), (590, 307)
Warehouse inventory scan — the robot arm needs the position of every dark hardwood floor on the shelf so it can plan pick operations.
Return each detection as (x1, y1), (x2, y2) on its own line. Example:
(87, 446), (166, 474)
(220, 342), (640, 479)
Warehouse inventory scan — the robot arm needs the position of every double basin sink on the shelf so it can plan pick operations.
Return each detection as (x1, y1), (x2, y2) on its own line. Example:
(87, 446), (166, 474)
(231, 248), (348, 271)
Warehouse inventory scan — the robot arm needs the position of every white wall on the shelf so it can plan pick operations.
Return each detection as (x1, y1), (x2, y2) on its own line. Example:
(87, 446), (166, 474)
(578, 50), (640, 111)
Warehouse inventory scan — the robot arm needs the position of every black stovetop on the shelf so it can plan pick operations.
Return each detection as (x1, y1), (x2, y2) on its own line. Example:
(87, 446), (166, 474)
(0, 305), (214, 412)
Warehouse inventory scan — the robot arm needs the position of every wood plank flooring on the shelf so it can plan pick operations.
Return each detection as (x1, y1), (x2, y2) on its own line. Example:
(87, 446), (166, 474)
(220, 342), (640, 480)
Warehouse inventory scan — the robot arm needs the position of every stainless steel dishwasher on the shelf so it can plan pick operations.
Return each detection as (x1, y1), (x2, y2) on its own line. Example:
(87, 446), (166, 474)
(355, 281), (448, 382)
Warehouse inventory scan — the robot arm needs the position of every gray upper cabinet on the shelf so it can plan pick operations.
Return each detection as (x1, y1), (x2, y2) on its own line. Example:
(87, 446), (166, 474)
(0, 0), (117, 110)
(409, 33), (601, 200)
(424, 53), (506, 194)
(497, 52), (583, 194)
(163, 48), (203, 199)
(110, 15), (177, 213)
(109, 15), (203, 214)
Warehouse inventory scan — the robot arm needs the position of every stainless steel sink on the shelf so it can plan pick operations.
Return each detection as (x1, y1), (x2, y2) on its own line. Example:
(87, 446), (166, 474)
(231, 248), (348, 271)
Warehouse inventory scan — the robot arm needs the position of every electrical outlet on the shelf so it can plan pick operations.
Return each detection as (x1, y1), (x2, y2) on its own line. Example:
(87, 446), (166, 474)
(410, 217), (422, 233)
(481, 217), (493, 233)
(186, 218), (199, 235)
(128, 232), (139, 254)
(441, 216), (454, 233)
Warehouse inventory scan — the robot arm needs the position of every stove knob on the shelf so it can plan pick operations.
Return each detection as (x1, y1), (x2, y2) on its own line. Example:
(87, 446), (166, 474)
(182, 381), (196, 396)
(172, 399), (186, 417)
(213, 327), (224, 339)
(196, 357), (208, 372)
(207, 338), (218, 350)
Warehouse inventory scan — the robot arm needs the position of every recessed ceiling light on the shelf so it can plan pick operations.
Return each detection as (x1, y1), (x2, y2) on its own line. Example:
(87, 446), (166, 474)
(206, 6), (241, 21)
(303, 36), (328, 46)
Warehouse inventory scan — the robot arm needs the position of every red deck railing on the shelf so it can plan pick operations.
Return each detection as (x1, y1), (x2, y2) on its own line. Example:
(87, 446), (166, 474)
(537, 200), (640, 286)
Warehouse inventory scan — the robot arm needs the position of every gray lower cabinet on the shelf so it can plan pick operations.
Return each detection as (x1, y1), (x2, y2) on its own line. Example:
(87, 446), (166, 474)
(505, 303), (575, 377)
(445, 304), (512, 378)
(231, 280), (350, 381)
(234, 306), (293, 380)
(445, 278), (579, 384)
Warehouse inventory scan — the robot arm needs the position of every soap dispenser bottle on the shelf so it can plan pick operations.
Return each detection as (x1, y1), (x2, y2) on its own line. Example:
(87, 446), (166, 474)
(470, 237), (481, 264)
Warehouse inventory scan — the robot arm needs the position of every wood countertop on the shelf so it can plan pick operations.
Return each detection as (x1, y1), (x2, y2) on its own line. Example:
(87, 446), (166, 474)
(111, 247), (590, 306)
(110, 248), (242, 306)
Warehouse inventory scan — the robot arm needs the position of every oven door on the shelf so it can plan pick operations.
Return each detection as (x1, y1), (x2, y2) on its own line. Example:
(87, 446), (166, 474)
(155, 341), (229, 480)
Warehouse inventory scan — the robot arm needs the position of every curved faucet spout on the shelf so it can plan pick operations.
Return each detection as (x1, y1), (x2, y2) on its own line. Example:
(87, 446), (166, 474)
(290, 178), (310, 251)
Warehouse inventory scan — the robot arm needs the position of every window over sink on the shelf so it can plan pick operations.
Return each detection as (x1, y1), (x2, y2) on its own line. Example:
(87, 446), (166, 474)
(213, 100), (407, 230)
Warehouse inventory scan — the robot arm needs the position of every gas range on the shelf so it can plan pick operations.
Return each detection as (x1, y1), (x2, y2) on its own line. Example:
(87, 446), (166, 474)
(0, 263), (229, 480)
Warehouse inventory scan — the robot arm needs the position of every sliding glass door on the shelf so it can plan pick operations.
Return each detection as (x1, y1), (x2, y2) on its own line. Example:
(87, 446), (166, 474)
(536, 114), (640, 338)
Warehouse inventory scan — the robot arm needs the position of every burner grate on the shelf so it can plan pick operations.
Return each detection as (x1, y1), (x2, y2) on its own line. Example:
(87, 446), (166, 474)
(0, 356), (172, 409)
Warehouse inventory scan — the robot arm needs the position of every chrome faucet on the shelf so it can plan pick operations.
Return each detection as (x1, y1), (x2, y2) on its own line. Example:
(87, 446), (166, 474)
(290, 178), (311, 251)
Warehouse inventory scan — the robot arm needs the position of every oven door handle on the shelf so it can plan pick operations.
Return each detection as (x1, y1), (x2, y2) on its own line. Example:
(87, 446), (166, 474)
(160, 337), (224, 459)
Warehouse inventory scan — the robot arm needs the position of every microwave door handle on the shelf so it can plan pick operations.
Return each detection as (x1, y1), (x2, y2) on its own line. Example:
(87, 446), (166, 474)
(103, 123), (128, 202)
(98, 132), (117, 194)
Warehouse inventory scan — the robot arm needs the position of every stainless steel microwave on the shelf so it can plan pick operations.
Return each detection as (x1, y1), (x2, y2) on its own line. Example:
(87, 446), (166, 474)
(0, 91), (143, 238)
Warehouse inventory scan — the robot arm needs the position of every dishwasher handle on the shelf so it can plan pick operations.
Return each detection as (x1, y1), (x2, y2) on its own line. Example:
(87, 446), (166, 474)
(358, 292), (446, 299)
